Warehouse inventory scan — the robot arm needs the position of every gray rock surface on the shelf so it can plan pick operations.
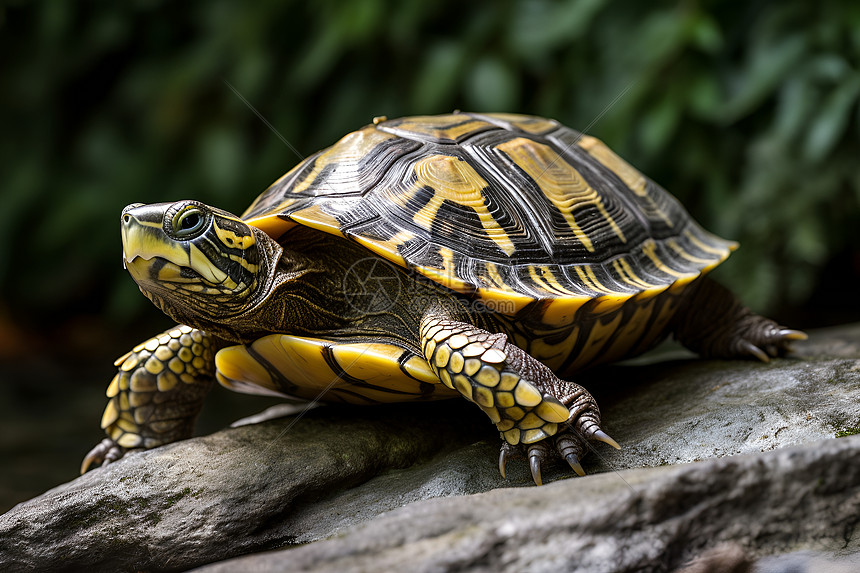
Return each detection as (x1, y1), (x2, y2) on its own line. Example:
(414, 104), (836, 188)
(1, 324), (859, 572)
(195, 435), (860, 573)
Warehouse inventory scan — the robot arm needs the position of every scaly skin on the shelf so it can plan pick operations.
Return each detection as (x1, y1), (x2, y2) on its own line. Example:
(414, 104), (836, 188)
(419, 312), (620, 486)
(674, 277), (807, 362)
(82, 201), (806, 486)
(81, 326), (220, 473)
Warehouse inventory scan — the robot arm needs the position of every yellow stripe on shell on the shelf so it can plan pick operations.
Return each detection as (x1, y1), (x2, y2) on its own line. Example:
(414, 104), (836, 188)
(577, 134), (675, 229)
(665, 238), (720, 266)
(288, 204), (346, 238)
(683, 228), (738, 258)
(351, 231), (411, 267)
(529, 265), (582, 296)
(245, 214), (297, 240)
(539, 298), (591, 329)
(641, 239), (698, 280)
(600, 297), (658, 359)
(497, 138), (626, 251)
(570, 311), (625, 368)
(611, 257), (665, 296)
(482, 113), (558, 135)
(290, 127), (397, 196)
(473, 286), (533, 316)
(409, 154), (516, 256)
(413, 248), (474, 295)
(377, 114), (492, 142)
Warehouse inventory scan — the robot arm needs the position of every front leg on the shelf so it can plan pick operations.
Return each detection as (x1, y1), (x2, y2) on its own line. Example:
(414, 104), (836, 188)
(420, 313), (619, 485)
(81, 325), (219, 473)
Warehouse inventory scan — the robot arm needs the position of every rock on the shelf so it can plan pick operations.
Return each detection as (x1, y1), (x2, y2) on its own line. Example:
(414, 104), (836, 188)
(0, 402), (499, 573)
(1, 324), (859, 572)
(194, 435), (860, 573)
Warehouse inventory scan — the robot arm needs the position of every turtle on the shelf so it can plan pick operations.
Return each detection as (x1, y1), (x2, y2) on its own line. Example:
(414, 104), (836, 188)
(81, 112), (805, 484)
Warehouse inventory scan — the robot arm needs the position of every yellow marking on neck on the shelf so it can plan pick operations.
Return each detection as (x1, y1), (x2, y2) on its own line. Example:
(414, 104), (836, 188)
(497, 138), (626, 251)
(577, 135), (674, 228)
(228, 253), (259, 274)
(214, 223), (256, 251)
(410, 155), (516, 257)
(189, 244), (228, 283)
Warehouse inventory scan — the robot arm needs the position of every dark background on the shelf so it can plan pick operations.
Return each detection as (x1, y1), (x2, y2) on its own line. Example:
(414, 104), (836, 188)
(1, 0), (859, 511)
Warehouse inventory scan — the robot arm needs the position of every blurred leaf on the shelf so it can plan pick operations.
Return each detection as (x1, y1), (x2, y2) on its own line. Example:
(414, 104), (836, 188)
(803, 75), (860, 162)
(721, 35), (807, 122)
(638, 94), (680, 154)
(510, 0), (606, 57)
(1, 0), (859, 329)
(412, 42), (464, 111)
(465, 57), (519, 112)
(689, 12), (722, 54)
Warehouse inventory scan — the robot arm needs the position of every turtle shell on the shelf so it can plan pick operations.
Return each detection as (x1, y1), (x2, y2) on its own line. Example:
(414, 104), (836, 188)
(243, 112), (735, 325)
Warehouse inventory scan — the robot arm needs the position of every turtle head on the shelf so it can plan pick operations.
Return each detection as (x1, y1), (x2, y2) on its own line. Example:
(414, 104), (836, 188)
(121, 201), (281, 330)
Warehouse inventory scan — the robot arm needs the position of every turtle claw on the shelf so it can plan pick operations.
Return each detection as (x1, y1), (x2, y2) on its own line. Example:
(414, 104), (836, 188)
(590, 428), (621, 450)
(499, 448), (508, 479)
(497, 425), (620, 485)
(736, 325), (807, 364)
(778, 329), (808, 341)
(81, 438), (126, 474)
(529, 452), (543, 486)
(566, 453), (586, 477)
(739, 340), (770, 363)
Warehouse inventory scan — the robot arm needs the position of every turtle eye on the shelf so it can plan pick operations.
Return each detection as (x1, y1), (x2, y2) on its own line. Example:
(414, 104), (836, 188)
(172, 207), (206, 238)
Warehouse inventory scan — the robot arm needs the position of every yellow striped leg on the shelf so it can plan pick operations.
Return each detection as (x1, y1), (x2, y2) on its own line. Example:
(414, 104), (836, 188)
(81, 325), (218, 473)
(419, 315), (620, 485)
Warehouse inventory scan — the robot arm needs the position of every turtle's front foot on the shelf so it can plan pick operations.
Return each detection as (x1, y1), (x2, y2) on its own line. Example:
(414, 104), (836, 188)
(81, 438), (128, 474)
(498, 416), (620, 486)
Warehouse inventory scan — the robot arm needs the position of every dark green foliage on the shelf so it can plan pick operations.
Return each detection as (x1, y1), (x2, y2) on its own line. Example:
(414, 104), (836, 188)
(1, 0), (858, 328)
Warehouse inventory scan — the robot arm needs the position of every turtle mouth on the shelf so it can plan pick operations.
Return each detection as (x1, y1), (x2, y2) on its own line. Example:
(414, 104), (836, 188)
(125, 255), (207, 286)
(121, 216), (229, 287)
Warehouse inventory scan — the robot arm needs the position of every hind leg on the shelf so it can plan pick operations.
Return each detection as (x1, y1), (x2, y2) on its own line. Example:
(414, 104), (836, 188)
(674, 277), (806, 362)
